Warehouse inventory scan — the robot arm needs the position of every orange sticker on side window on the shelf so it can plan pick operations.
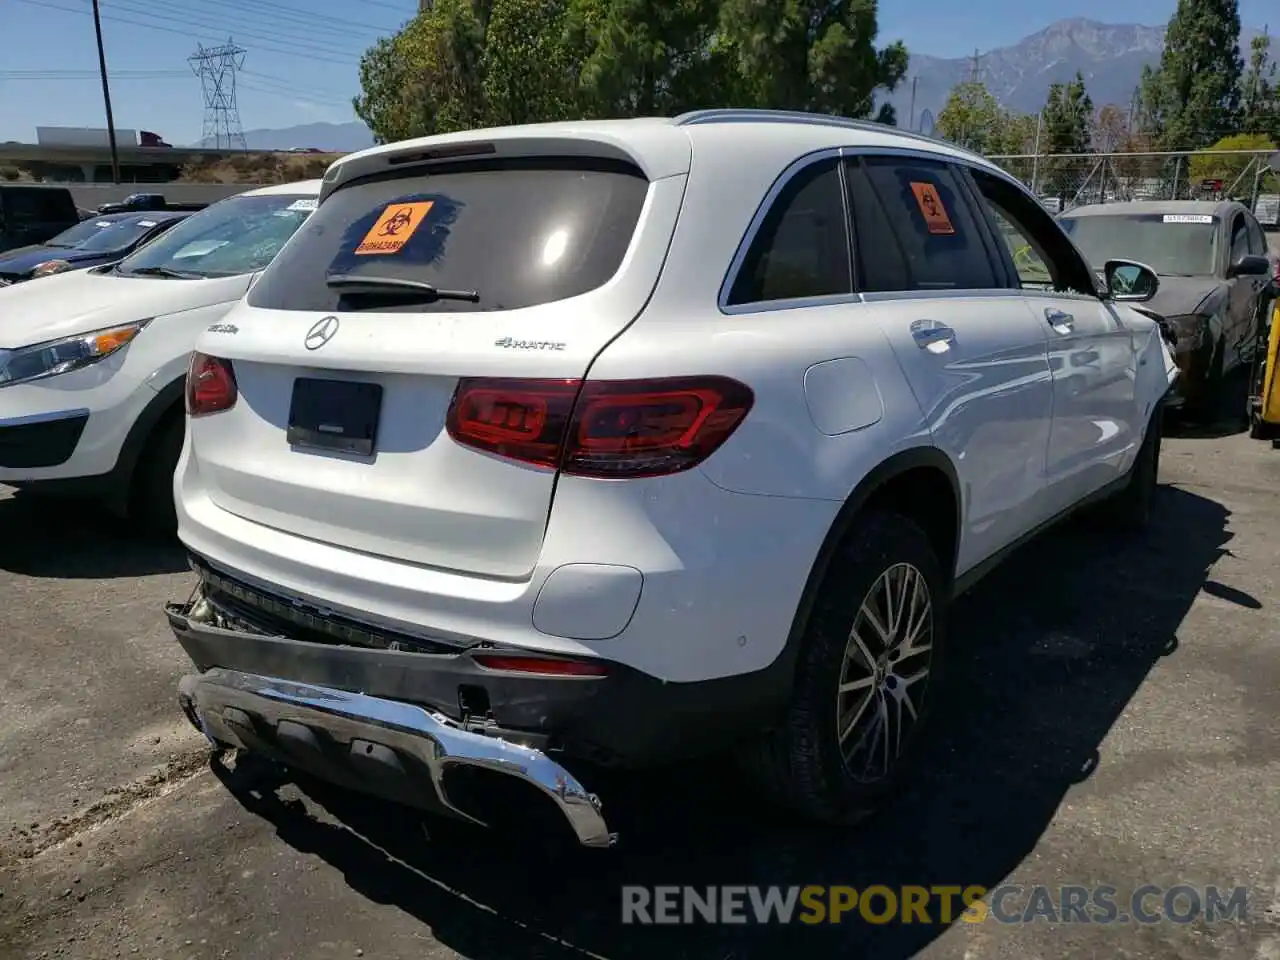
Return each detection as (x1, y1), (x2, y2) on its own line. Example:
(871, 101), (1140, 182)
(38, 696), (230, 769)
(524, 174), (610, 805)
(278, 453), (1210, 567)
(354, 201), (434, 255)
(909, 182), (955, 235)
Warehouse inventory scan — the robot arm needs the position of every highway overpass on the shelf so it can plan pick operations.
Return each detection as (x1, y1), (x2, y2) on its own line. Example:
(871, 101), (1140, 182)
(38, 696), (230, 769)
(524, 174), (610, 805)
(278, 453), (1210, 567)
(0, 141), (260, 183)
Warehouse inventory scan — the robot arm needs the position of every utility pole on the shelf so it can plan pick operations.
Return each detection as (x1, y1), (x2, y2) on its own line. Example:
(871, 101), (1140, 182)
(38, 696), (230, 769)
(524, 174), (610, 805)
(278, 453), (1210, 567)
(1031, 111), (1043, 194)
(970, 49), (983, 83)
(909, 76), (918, 130)
(91, 0), (120, 184)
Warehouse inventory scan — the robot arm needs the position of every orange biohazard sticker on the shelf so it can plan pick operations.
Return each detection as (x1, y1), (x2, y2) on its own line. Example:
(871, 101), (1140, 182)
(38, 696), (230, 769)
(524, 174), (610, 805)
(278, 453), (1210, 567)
(909, 182), (955, 235)
(354, 201), (434, 255)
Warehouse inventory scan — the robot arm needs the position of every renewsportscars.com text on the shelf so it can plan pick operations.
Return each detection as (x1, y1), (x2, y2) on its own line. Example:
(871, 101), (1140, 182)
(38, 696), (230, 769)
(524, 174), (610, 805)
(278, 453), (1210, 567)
(621, 884), (1249, 925)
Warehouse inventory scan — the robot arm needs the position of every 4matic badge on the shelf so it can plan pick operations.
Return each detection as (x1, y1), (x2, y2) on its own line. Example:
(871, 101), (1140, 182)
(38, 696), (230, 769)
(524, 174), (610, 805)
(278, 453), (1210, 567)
(206, 322), (239, 334)
(493, 337), (566, 352)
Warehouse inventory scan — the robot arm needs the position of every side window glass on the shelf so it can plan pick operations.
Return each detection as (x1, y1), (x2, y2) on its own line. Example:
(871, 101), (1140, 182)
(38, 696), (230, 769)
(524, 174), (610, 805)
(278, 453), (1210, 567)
(38, 192), (67, 220)
(727, 157), (851, 306)
(1230, 216), (1249, 263)
(986, 206), (1053, 289)
(844, 160), (910, 292)
(969, 169), (1098, 297)
(6, 190), (40, 222)
(1245, 215), (1266, 255)
(857, 156), (999, 291)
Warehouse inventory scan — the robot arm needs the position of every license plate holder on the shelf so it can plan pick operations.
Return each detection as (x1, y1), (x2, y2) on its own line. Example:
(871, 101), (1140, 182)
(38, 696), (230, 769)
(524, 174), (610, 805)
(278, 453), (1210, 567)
(286, 377), (382, 456)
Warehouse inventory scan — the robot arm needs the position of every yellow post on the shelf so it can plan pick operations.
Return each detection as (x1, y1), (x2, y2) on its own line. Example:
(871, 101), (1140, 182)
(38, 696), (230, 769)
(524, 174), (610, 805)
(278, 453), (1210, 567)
(1263, 300), (1280, 426)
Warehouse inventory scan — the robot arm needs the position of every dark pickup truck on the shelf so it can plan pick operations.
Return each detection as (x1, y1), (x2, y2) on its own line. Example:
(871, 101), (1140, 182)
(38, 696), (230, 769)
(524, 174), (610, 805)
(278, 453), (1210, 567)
(96, 192), (207, 215)
(0, 184), (82, 253)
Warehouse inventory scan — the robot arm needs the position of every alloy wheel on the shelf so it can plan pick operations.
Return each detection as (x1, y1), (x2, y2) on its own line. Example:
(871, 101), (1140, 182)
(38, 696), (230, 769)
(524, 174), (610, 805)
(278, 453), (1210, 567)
(835, 562), (934, 783)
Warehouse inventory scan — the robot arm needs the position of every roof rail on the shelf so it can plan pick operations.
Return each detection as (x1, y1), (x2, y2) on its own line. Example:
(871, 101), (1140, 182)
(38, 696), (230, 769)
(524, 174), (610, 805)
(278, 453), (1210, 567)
(672, 108), (991, 165)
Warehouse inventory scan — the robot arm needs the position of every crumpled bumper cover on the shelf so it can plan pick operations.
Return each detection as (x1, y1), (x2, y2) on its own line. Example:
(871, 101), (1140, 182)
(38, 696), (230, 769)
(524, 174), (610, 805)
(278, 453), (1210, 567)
(178, 667), (615, 848)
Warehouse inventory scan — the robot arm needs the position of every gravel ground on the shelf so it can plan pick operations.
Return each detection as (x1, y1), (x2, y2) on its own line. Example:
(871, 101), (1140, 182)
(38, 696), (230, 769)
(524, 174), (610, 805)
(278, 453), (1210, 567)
(0, 402), (1278, 960)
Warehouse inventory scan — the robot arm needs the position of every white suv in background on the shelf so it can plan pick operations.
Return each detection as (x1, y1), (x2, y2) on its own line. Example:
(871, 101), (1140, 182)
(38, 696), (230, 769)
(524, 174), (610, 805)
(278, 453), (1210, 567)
(169, 113), (1176, 847)
(0, 181), (319, 531)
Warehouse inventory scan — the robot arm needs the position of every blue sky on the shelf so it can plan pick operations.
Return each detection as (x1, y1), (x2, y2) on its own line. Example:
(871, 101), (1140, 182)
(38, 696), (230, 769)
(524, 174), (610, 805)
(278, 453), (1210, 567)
(0, 0), (1272, 144)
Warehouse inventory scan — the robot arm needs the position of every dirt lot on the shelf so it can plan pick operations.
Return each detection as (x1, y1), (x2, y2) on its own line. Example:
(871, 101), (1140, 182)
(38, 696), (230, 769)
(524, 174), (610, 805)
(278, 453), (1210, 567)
(1, 413), (1278, 960)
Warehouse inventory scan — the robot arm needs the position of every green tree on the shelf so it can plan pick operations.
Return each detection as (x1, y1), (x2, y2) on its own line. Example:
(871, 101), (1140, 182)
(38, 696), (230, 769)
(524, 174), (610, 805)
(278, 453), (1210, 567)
(935, 80), (1002, 151)
(1043, 72), (1093, 153)
(352, 1), (486, 142)
(355, 0), (911, 136)
(935, 81), (1033, 155)
(991, 111), (1037, 154)
(715, 0), (908, 119)
(1241, 30), (1279, 137)
(1188, 131), (1277, 188)
(1039, 72), (1093, 198)
(573, 0), (739, 116)
(482, 0), (581, 124)
(1138, 0), (1243, 150)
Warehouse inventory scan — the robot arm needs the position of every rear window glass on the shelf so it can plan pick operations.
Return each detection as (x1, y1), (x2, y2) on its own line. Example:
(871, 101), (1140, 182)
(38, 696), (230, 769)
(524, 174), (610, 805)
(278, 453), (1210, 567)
(858, 156), (1001, 291)
(249, 158), (650, 313)
(4, 188), (74, 221)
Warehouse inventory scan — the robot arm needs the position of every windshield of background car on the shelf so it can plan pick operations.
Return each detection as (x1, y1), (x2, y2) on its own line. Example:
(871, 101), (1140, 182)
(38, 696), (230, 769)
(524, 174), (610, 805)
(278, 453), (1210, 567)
(1059, 213), (1219, 277)
(44, 217), (126, 249)
(115, 193), (316, 278)
(247, 158), (650, 313)
(65, 215), (163, 254)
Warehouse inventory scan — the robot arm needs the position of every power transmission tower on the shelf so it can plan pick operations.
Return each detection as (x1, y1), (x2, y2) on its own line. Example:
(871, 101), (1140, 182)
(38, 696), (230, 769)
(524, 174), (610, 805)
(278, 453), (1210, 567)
(969, 49), (983, 83)
(189, 39), (247, 150)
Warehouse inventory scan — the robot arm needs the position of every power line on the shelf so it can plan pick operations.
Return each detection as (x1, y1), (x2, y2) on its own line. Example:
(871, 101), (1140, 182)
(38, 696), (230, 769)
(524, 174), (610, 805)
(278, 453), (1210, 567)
(81, 0), (362, 61)
(353, 0), (417, 11)
(191, 0), (402, 37)
(238, 74), (354, 108)
(13, 0), (358, 66)
(0, 70), (189, 78)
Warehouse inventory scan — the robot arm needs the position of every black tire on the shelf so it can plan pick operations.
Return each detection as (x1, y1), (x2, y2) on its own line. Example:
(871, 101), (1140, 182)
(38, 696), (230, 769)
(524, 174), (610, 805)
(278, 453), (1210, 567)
(1098, 407), (1161, 532)
(738, 511), (947, 824)
(128, 411), (185, 537)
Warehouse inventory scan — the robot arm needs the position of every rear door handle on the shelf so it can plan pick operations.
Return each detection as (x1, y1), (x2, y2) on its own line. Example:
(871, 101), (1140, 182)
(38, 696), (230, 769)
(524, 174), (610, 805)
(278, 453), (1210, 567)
(1045, 307), (1075, 331)
(910, 319), (956, 351)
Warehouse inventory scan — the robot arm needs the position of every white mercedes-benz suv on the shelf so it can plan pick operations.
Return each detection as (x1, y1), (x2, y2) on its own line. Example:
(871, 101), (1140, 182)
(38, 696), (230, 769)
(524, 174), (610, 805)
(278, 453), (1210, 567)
(169, 111), (1177, 848)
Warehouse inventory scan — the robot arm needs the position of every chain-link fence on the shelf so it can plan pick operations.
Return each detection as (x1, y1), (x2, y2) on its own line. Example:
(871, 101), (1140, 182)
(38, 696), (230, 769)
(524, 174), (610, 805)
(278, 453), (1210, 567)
(985, 150), (1280, 220)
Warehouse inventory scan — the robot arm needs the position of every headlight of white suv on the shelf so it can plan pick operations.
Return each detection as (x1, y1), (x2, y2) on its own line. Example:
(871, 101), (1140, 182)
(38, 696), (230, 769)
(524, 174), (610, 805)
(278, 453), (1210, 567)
(31, 259), (73, 279)
(0, 320), (149, 388)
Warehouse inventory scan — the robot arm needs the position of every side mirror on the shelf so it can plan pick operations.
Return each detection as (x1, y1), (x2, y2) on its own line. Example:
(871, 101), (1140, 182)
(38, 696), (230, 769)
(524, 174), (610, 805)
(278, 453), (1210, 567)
(1104, 259), (1160, 302)
(1226, 254), (1270, 278)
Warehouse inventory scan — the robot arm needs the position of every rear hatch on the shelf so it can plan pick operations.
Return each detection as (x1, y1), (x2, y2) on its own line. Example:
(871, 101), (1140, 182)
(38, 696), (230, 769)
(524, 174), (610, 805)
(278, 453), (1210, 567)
(189, 145), (689, 579)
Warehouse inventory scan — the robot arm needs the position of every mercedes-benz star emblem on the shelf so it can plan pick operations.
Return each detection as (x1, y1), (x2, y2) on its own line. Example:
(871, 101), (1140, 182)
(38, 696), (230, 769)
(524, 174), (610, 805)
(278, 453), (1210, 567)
(304, 315), (340, 350)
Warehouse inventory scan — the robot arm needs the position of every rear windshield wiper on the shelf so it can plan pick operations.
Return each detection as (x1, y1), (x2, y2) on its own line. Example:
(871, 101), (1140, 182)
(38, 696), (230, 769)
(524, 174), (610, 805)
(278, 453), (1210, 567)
(326, 273), (480, 303)
(120, 265), (199, 279)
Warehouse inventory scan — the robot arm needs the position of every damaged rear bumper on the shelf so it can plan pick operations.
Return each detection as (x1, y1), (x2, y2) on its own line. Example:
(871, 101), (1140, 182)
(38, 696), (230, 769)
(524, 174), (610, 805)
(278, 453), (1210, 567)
(178, 665), (615, 849)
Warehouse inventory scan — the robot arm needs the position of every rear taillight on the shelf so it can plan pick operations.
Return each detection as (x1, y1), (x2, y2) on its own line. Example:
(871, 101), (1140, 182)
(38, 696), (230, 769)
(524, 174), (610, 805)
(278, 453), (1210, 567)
(446, 376), (754, 478)
(186, 352), (238, 417)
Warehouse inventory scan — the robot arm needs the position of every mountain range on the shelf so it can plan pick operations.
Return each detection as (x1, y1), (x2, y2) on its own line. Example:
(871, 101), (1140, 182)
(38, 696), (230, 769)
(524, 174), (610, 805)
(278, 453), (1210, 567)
(203, 18), (1267, 151)
(885, 17), (1265, 133)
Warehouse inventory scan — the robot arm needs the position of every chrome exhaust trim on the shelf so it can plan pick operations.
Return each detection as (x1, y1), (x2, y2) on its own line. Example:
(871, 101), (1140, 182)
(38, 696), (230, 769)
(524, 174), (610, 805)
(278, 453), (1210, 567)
(178, 668), (615, 848)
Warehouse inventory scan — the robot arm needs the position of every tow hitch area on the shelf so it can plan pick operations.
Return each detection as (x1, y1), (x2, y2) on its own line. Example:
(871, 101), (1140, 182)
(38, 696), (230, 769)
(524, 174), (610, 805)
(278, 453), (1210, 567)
(178, 668), (616, 848)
